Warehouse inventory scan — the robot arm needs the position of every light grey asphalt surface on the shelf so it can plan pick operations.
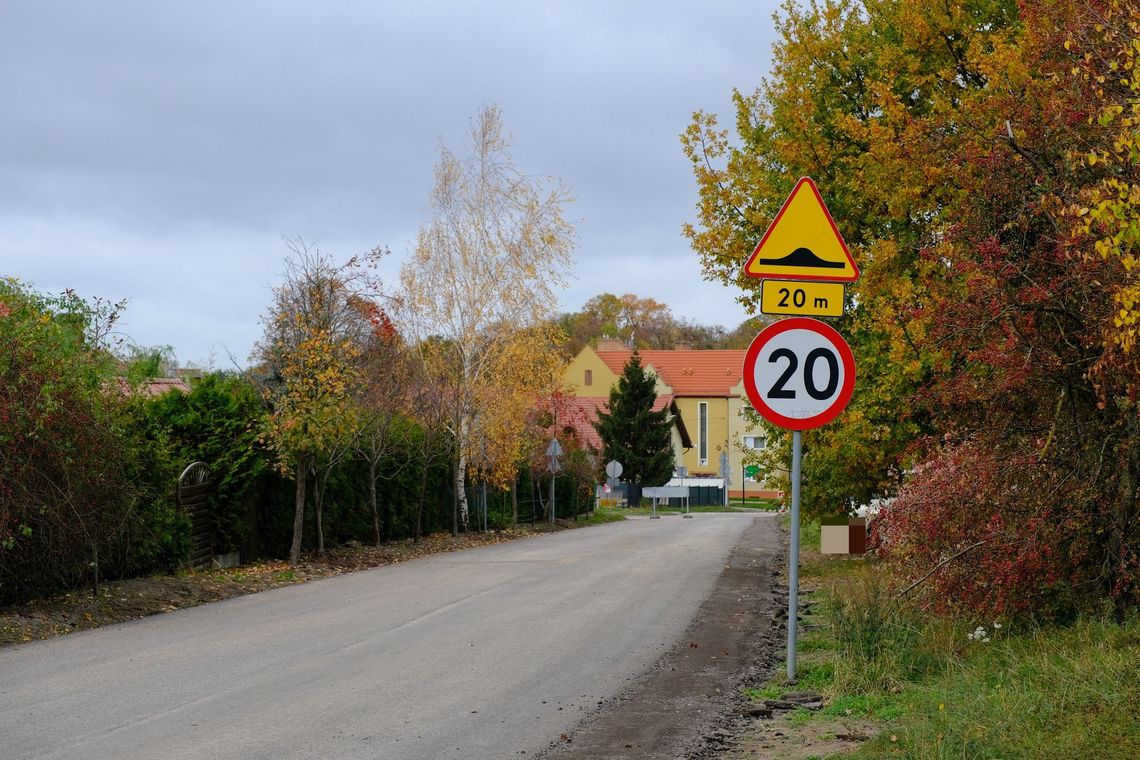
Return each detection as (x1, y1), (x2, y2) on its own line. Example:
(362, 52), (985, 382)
(0, 514), (759, 760)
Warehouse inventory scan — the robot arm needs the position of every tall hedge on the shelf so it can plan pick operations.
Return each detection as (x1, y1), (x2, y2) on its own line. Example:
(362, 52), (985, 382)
(0, 280), (186, 602)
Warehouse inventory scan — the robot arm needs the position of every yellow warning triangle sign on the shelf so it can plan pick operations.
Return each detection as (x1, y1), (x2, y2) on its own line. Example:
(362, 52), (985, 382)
(743, 177), (859, 282)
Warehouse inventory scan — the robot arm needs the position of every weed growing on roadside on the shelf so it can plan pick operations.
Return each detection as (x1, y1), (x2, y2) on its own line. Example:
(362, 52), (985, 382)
(821, 693), (906, 721)
(742, 684), (783, 701)
(862, 615), (1140, 759)
(576, 510), (627, 526)
(823, 569), (953, 694)
(770, 514), (1140, 759)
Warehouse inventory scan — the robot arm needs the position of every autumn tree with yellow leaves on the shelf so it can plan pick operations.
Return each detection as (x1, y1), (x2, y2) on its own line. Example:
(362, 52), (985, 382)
(397, 105), (575, 532)
(685, 0), (1140, 618)
(255, 241), (378, 565)
(467, 324), (567, 496)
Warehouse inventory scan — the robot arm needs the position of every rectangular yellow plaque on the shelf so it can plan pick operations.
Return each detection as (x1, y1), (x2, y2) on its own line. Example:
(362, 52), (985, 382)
(760, 279), (845, 317)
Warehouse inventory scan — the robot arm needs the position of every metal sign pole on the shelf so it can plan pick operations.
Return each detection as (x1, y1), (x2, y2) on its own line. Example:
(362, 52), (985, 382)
(719, 451), (731, 507)
(787, 429), (802, 680)
(738, 177), (858, 684)
(547, 439), (563, 525)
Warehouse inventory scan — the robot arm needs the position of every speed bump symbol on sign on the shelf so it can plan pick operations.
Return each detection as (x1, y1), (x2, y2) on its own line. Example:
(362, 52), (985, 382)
(742, 317), (855, 431)
(743, 177), (859, 283)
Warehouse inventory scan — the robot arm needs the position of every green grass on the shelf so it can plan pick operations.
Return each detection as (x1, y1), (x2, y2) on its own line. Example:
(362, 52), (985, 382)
(742, 684), (785, 701)
(619, 504), (740, 515)
(683, 504), (745, 513)
(797, 635), (837, 652)
(820, 692), (907, 722)
(851, 615), (1140, 759)
(575, 509), (627, 526)
(792, 611), (1140, 759)
(793, 661), (834, 691)
(765, 518), (1140, 759)
(779, 515), (822, 551)
(787, 707), (815, 726)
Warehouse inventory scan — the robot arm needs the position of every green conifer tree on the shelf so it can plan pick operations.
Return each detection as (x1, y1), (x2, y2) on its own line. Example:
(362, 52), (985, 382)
(593, 352), (675, 506)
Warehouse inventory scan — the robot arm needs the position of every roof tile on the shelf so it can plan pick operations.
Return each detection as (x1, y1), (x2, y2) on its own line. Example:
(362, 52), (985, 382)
(595, 350), (746, 396)
(559, 394), (674, 452)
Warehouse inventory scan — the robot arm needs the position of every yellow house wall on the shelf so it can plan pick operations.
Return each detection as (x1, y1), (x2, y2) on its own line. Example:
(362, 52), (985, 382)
(640, 363), (673, 399)
(728, 381), (771, 490)
(669, 425), (687, 472)
(564, 348), (618, 398)
(674, 396), (729, 477)
(672, 388), (767, 485)
(563, 350), (673, 400)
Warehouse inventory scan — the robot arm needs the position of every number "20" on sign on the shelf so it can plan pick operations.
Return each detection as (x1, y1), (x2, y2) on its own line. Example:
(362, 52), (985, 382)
(742, 317), (856, 431)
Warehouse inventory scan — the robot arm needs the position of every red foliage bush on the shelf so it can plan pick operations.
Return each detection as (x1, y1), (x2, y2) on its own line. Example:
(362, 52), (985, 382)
(875, 440), (1095, 620)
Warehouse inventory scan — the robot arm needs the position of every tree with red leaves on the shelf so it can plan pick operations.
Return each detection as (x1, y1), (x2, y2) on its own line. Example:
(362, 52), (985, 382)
(685, 0), (1140, 620)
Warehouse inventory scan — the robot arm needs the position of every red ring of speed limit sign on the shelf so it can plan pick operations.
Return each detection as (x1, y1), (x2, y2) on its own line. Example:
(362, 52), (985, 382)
(742, 317), (856, 431)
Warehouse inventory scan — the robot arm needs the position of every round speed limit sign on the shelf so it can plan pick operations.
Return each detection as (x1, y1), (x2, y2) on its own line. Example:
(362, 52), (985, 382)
(742, 317), (855, 431)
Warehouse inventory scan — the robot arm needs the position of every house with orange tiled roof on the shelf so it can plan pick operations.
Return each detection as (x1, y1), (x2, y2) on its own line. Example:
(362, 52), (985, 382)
(563, 338), (774, 499)
(109, 376), (193, 398)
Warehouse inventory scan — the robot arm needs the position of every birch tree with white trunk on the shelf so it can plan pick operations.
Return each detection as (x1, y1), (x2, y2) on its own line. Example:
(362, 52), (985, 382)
(396, 105), (574, 531)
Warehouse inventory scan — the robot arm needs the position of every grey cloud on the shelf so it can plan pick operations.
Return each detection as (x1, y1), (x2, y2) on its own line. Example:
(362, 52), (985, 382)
(2, 0), (779, 361)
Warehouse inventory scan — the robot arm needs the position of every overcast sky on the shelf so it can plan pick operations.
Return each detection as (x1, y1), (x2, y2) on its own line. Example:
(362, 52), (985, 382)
(2, 1), (779, 367)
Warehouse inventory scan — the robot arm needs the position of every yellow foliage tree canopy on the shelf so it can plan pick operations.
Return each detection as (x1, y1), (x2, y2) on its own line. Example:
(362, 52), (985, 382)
(684, 0), (1140, 615)
(397, 105), (575, 528)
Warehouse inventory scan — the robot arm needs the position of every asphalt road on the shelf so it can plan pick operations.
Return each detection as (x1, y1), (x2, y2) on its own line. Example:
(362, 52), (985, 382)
(1, 514), (762, 759)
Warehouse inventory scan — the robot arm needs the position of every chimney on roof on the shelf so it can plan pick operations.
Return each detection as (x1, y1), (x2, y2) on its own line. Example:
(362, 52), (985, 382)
(674, 342), (691, 351)
(176, 367), (205, 382)
(596, 338), (625, 352)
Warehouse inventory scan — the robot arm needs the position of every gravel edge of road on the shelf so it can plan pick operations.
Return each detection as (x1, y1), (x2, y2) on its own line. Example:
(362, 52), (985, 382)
(536, 513), (788, 760)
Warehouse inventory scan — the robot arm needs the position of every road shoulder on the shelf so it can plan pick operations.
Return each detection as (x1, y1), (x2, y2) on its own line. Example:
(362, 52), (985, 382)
(539, 513), (787, 759)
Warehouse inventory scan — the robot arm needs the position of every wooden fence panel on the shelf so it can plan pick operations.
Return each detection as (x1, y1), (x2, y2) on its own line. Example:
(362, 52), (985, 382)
(177, 462), (215, 569)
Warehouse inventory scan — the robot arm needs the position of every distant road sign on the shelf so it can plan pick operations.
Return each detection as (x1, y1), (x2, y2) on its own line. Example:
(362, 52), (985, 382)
(605, 460), (623, 479)
(742, 318), (855, 431)
(760, 279), (845, 318)
(743, 177), (859, 282)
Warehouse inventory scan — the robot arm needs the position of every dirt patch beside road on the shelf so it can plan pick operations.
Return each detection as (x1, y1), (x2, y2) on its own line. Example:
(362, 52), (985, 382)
(538, 513), (789, 760)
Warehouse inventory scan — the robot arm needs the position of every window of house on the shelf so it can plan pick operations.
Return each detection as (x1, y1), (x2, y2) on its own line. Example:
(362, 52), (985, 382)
(743, 435), (766, 450)
(698, 401), (708, 465)
(584, 369), (592, 386)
